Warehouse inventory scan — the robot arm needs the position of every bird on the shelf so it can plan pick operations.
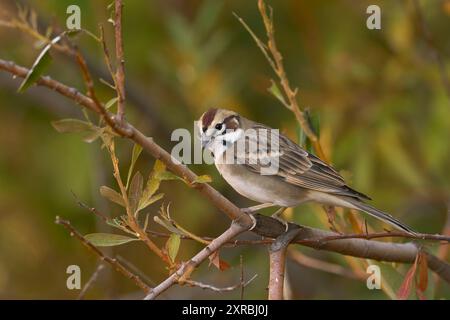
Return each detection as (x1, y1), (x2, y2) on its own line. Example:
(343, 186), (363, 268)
(197, 107), (416, 234)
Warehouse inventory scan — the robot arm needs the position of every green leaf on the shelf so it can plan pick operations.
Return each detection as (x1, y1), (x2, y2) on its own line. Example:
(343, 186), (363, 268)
(140, 160), (165, 206)
(126, 144), (143, 189)
(155, 171), (182, 181)
(153, 160), (167, 175)
(297, 125), (306, 147)
(18, 33), (64, 93)
(85, 233), (138, 247)
(52, 118), (102, 143)
(305, 109), (321, 138)
(100, 186), (125, 207)
(154, 216), (182, 235)
(81, 127), (104, 143)
(128, 172), (143, 215)
(105, 97), (119, 110)
(52, 119), (93, 133)
(192, 175), (212, 184)
(138, 192), (164, 211)
(268, 80), (287, 105)
(165, 233), (181, 263)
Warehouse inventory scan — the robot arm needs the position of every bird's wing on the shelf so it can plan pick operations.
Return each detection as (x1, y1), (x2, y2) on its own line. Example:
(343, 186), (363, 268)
(235, 123), (370, 201)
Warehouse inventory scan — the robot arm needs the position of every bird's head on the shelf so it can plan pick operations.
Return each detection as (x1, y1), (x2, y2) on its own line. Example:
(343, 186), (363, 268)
(197, 108), (242, 150)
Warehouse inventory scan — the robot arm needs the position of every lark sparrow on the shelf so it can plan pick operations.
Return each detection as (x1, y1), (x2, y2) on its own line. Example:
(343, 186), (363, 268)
(197, 108), (415, 233)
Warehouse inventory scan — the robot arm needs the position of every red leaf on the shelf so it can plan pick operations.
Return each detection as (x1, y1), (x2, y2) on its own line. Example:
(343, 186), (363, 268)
(417, 252), (428, 293)
(397, 254), (419, 300)
(415, 287), (427, 300)
(208, 251), (230, 271)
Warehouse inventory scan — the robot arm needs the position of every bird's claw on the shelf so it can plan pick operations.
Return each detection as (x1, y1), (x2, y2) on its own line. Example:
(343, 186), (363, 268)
(271, 214), (289, 232)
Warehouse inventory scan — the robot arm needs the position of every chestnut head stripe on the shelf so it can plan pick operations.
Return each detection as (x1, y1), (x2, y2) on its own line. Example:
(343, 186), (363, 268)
(201, 108), (218, 131)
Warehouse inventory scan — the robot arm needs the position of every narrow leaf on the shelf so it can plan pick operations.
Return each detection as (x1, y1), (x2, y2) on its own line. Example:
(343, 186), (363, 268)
(85, 233), (138, 247)
(100, 186), (125, 207)
(142, 176), (160, 204)
(208, 251), (230, 271)
(268, 80), (287, 105)
(415, 287), (427, 300)
(18, 33), (64, 92)
(155, 171), (182, 181)
(105, 97), (119, 109)
(397, 254), (419, 300)
(126, 144), (143, 189)
(52, 118), (102, 143)
(140, 160), (166, 209)
(138, 193), (164, 211)
(153, 159), (166, 175)
(153, 216), (182, 235)
(166, 233), (181, 263)
(128, 171), (143, 215)
(417, 252), (428, 293)
(51, 119), (94, 133)
(192, 175), (212, 184)
(81, 127), (104, 143)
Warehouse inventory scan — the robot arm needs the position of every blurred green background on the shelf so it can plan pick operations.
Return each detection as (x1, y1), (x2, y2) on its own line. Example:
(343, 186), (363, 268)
(0, 0), (449, 299)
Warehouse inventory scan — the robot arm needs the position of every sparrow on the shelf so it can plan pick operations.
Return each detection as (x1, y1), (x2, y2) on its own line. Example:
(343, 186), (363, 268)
(197, 108), (416, 234)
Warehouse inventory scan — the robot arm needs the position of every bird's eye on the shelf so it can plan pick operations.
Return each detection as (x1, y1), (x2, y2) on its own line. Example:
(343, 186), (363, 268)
(215, 123), (223, 130)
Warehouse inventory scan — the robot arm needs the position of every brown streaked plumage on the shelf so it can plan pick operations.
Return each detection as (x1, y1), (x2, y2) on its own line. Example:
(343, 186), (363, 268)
(197, 108), (416, 234)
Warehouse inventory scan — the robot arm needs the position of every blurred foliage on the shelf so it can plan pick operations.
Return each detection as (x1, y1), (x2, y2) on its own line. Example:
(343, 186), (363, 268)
(0, 0), (449, 299)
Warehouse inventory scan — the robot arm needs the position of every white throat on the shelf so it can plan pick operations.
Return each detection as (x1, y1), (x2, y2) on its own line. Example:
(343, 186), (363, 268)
(208, 128), (243, 161)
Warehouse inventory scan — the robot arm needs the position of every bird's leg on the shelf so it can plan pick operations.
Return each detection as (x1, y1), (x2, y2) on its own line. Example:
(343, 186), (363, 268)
(241, 203), (276, 213)
(271, 207), (289, 232)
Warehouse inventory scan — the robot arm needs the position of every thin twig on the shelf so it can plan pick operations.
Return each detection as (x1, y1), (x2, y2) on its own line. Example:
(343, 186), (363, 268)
(99, 25), (117, 89)
(144, 219), (251, 300)
(55, 216), (151, 294)
(236, 0), (326, 160)
(114, 0), (126, 121)
(1, 59), (449, 281)
(77, 263), (105, 299)
(300, 230), (450, 244)
(268, 227), (302, 300)
(184, 274), (257, 293)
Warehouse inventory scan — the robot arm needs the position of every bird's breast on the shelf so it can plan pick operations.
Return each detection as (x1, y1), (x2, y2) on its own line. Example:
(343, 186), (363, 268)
(215, 162), (308, 207)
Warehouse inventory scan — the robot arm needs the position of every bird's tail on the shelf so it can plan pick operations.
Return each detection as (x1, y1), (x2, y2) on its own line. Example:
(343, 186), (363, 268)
(344, 198), (417, 234)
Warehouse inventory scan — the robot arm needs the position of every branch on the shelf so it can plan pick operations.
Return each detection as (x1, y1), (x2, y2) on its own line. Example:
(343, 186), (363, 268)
(114, 0), (126, 121)
(184, 274), (257, 293)
(252, 214), (450, 284)
(268, 227), (301, 300)
(144, 219), (251, 300)
(0, 58), (251, 224)
(77, 263), (105, 300)
(1, 59), (449, 284)
(55, 216), (152, 295)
